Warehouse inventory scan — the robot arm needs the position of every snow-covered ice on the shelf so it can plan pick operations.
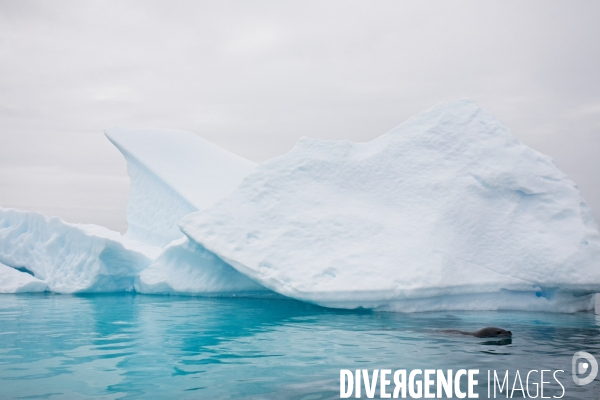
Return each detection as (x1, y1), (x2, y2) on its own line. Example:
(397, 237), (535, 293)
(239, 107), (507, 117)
(2, 100), (598, 311)
(180, 99), (600, 312)
(0, 261), (47, 293)
(105, 127), (256, 247)
(0, 207), (160, 293)
(135, 237), (269, 295)
(0, 127), (260, 296)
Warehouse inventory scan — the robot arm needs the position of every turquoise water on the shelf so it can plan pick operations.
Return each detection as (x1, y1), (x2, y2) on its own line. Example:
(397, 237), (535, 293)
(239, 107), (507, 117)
(0, 294), (599, 399)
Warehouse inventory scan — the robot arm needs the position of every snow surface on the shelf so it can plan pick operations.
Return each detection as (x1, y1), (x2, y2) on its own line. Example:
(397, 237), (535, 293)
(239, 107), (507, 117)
(180, 99), (600, 312)
(0, 207), (160, 293)
(105, 128), (256, 247)
(135, 237), (270, 295)
(0, 262), (47, 293)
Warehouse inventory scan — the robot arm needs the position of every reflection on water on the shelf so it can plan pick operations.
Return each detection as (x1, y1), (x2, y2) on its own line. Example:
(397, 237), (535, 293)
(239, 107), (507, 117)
(478, 338), (512, 346)
(0, 293), (599, 399)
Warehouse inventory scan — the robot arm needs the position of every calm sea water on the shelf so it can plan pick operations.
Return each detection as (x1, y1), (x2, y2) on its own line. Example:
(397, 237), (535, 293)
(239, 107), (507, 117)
(0, 294), (599, 399)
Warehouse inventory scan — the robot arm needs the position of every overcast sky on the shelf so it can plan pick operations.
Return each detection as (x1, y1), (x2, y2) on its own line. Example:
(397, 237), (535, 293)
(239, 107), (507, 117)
(1, 0), (599, 232)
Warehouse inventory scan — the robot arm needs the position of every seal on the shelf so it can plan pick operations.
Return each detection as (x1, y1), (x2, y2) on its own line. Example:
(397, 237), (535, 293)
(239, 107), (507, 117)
(441, 327), (512, 338)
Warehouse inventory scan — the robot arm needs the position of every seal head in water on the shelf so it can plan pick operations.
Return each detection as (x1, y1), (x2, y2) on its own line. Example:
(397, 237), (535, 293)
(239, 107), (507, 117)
(473, 327), (512, 338)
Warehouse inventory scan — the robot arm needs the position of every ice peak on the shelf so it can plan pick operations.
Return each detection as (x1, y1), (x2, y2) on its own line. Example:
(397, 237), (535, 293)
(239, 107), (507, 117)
(105, 127), (257, 247)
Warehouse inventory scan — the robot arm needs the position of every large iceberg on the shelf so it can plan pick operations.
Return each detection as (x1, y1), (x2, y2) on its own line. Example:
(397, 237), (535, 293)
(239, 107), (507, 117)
(0, 207), (160, 293)
(105, 128), (257, 247)
(180, 99), (600, 312)
(2, 101), (598, 311)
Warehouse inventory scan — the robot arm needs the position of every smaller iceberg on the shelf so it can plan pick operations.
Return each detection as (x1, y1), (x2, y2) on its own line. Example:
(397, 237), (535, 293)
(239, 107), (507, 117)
(0, 262), (47, 293)
(0, 127), (261, 296)
(105, 128), (256, 247)
(135, 237), (269, 295)
(0, 207), (160, 293)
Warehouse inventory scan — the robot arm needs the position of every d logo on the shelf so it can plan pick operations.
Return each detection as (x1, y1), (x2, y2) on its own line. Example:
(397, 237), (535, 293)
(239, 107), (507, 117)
(572, 351), (598, 386)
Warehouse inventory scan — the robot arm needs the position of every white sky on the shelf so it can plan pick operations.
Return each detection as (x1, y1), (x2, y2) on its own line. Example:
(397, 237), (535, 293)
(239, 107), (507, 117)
(1, 0), (599, 232)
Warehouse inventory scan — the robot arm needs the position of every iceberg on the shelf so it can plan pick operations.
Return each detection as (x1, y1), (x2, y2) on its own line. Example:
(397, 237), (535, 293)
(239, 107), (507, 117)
(135, 237), (269, 295)
(180, 99), (600, 312)
(0, 261), (47, 293)
(0, 128), (261, 296)
(0, 207), (160, 293)
(105, 128), (257, 247)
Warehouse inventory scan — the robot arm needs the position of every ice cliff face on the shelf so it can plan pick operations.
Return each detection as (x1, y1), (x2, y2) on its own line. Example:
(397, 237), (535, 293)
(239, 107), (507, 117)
(135, 238), (270, 295)
(180, 99), (600, 312)
(105, 128), (256, 247)
(0, 262), (47, 293)
(0, 207), (160, 293)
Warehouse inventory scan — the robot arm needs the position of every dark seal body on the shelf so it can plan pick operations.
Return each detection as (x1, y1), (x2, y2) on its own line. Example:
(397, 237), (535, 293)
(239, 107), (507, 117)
(441, 327), (512, 338)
